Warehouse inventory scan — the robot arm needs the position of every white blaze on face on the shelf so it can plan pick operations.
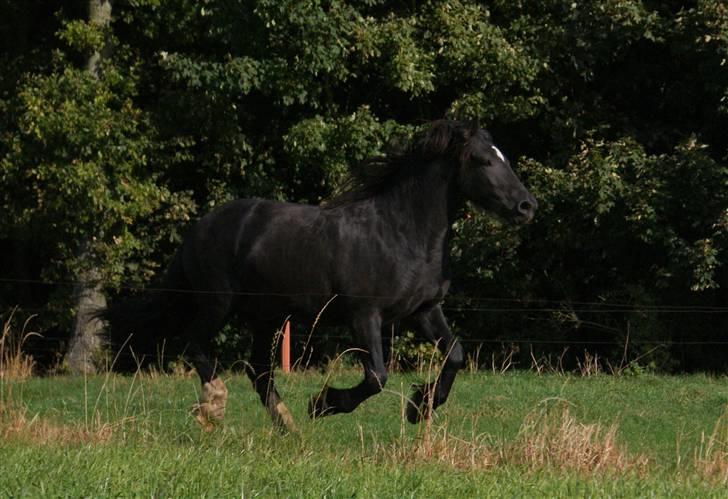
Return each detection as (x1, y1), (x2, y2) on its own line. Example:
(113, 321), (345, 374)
(492, 145), (506, 162)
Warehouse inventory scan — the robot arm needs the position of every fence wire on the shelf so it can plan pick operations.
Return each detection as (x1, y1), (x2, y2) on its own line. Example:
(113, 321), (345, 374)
(1, 276), (726, 313)
(2, 275), (727, 360)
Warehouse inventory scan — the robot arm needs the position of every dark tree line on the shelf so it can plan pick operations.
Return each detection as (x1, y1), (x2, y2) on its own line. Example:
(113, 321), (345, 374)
(1, 1), (726, 372)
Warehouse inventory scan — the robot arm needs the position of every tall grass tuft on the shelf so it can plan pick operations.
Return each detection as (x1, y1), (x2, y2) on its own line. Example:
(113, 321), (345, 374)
(381, 398), (648, 475)
(383, 419), (497, 470)
(695, 410), (728, 484)
(0, 403), (115, 445)
(0, 308), (38, 380)
(511, 405), (649, 474)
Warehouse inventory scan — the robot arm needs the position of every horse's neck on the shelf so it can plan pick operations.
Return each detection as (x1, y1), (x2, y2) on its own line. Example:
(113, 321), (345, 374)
(377, 159), (459, 246)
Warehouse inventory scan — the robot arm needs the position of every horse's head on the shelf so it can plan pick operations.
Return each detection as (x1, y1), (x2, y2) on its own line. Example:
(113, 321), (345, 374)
(456, 126), (537, 225)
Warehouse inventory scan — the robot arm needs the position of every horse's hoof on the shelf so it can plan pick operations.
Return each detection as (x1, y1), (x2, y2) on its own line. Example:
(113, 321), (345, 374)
(192, 402), (220, 432)
(406, 389), (423, 424)
(406, 386), (432, 424)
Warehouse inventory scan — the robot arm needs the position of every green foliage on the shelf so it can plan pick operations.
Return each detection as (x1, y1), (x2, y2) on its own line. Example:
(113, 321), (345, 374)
(428, 1), (544, 120)
(57, 20), (106, 57)
(0, 56), (194, 295)
(389, 330), (442, 371)
(522, 137), (727, 292)
(284, 108), (408, 198)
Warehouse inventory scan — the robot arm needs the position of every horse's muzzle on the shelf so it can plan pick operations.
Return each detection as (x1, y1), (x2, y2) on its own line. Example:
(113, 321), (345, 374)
(515, 194), (537, 224)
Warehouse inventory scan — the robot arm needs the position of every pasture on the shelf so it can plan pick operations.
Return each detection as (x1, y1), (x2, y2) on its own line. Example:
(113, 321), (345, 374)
(1, 369), (727, 497)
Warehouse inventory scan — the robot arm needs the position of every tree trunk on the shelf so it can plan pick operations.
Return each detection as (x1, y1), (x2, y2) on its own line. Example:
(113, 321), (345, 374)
(85, 0), (112, 78)
(66, 0), (113, 375)
(66, 264), (107, 374)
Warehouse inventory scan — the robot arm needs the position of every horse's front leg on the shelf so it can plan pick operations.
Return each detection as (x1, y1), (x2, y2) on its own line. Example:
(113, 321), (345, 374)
(406, 305), (464, 423)
(309, 311), (387, 418)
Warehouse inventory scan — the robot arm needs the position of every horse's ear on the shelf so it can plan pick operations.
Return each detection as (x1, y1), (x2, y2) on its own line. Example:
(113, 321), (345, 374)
(464, 119), (480, 139)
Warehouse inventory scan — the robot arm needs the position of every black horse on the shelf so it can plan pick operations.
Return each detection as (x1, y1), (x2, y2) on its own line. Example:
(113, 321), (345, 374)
(102, 119), (537, 431)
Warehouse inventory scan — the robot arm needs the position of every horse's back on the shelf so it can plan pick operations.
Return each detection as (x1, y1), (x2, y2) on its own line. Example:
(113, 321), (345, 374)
(181, 198), (329, 298)
(179, 197), (447, 324)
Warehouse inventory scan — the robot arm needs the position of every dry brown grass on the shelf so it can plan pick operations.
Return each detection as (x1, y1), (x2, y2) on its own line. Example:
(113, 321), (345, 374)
(512, 405), (649, 474)
(381, 422), (498, 470)
(694, 411), (728, 484)
(576, 351), (603, 377)
(1, 307), (120, 446)
(0, 401), (116, 445)
(378, 401), (648, 476)
(0, 309), (37, 380)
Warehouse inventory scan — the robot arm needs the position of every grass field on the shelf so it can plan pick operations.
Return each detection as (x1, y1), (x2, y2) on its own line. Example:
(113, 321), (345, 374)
(1, 369), (727, 497)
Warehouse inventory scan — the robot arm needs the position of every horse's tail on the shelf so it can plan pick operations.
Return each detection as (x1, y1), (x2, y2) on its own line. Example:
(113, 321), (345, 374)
(98, 250), (190, 371)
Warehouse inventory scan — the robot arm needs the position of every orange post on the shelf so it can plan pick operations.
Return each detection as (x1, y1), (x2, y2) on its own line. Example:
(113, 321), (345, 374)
(281, 320), (291, 373)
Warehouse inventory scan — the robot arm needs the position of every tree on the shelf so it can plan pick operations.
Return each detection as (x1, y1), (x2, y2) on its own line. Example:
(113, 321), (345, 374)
(0, 1), (194, 370)
(66, 0), (114, 374)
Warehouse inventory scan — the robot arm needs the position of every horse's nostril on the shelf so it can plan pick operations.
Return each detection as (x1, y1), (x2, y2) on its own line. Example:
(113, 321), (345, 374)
(518, 200), (533, 214)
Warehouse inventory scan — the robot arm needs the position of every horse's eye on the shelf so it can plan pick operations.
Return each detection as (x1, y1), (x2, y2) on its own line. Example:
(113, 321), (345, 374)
(471, 154), (491, 167)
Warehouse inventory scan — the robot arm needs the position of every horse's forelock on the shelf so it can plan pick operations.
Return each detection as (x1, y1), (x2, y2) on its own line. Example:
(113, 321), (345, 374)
(419, 121), (454, 157)
(418, 120), (476, 160)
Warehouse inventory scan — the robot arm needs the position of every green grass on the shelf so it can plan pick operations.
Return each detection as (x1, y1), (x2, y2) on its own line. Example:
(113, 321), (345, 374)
(1, 370), (727, 497)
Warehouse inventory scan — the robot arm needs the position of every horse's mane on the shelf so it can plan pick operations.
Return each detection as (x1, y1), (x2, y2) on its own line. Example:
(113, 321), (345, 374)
(324, 120), (484, 208)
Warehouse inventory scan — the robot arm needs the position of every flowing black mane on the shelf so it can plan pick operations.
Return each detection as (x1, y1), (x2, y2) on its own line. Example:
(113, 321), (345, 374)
(325, 120), (488, 208)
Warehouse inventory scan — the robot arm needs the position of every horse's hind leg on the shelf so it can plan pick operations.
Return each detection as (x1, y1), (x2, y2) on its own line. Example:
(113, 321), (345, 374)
(406, 305), (464, 423)
(245, 324), (297, 432)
